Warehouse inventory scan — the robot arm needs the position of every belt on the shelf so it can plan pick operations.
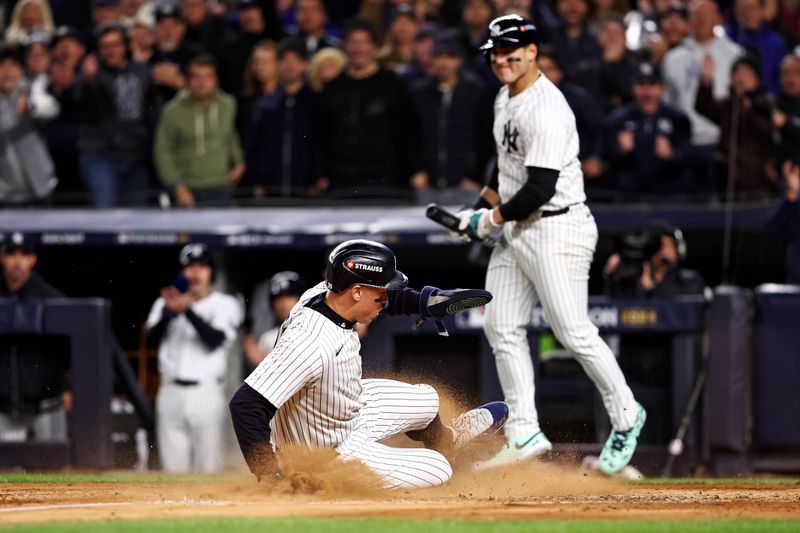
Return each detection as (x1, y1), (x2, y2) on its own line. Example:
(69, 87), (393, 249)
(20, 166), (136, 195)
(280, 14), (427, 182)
(171, 379), (223, 387)
(540, 206), (570, 218)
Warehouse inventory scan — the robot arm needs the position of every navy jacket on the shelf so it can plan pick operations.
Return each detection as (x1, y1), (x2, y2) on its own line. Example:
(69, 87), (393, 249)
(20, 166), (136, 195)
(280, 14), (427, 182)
(243, 85), (314, 196)
(767, 198), (800, 284)
(606, 102), (693, 195)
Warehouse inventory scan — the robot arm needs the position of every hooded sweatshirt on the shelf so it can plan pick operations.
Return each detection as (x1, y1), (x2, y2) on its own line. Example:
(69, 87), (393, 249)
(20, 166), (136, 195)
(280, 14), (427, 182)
(154, 89), (244, 190)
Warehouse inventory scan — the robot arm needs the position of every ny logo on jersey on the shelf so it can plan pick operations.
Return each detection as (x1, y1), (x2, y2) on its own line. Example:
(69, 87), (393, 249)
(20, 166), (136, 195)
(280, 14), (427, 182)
(502, 120), (519, 153)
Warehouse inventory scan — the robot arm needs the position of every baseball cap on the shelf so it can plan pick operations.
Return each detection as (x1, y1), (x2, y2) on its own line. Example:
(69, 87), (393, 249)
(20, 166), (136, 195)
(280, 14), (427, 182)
(659, 2), (688, 19)
(235, 0), (260, 10)
(390, 3), (415, 22)
(433, 29), (463, 57)
(1, 232), (36, 254)
(179, 242), (213, 268)
(155, 3), (182, 23)
(634, 62), (662, 84)
(278, 35), (307, 59)
(52, 26), (84, 47)
(269, 271), (306, 300)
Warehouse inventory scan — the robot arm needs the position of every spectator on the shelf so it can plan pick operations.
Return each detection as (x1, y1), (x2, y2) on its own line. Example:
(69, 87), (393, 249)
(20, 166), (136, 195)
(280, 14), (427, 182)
(0, 44), (58, 205)
(592, 14), (639, 111)
(119, 0), (154, 28)
(91, 0), (123, 27)
(410, 30), (493, 199)
(21, 31), (51, 82)
(459, 0), (495, 60)
(767, 162), (800, 283)
(306, 45), (346, 91)
(647, 2), (690, 65)
(662, 0), (741, 193)
(154, 54), (245, 207)
(590, 0), (629, 23)
(607, 62), (693, 197)
(217, 0), (282, 95)
(696, 54), (776, 198)
(294, 0), (340, 55)
(378, 4), (417, 76)
(242, 271), (305, 369)
(181, 0), (232, 58)
(312, 19), (423, 197)
(549, 0), (602, 83)
(242, 37), (312, 197)
(774, 53), (800, 171)
(604, 222), (705, 297)
(237, 40), (279, 139)
(4, 0), (55, 44)
(538, 45), (607, 183)
(398, 25), (437, 84)
(76, 23), (154, 207)
(145, 243), (243, 473)
(725, 0), (787, 95)
(0, 232), (69, 444)
(127, 17), (154, 62)
(149, 4), (201, 107)
(45, 26), (86, 198)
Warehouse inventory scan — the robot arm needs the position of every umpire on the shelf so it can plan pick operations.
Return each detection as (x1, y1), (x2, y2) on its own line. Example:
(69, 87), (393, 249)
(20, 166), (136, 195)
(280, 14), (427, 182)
(145, 243), (243, 473)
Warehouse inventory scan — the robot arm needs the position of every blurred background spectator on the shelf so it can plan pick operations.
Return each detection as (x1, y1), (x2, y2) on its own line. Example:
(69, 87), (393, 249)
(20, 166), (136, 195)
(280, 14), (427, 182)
(378, 3), (417, 77)
(236, 39), (279, 138)
(306, 45), (345, 91)
(91, 0), (124, 28)
(149, 4), (199, 109)
(0, 43), (58, 205)
(606, 62), (693, 198)
(591, 14), (639, 111)
(767, 161), (800, 284)
(312, 19), (421, 197)
(4, 0), (55, 45)
(410, 29), (493, 203)
(549, 0), (601, 84)
(154, 54), (244, 207)
(180, 0), (231, 59)
(242, 36), (312, 198)
(774, 52), (800, 172)
(294, 0), (340, 55)
(648, 2), (690, 65)
(77, 23), (154, 207)
(0, 232), (68, 444)
(726, 0), (787, 95)
(696, 54), (777, 198)
(662, 0), (741, 194)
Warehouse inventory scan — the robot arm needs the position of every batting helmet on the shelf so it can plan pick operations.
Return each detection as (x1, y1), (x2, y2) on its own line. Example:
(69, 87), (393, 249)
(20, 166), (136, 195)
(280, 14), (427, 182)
(325, 240), (408, 293)
(269, 271), (306, 300)
(479, 14), (539, 54)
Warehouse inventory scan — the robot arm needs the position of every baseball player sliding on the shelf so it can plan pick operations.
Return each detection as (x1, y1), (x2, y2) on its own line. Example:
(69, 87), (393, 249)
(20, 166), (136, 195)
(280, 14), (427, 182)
(229, 239), (508, 489)
(458, 15), (646, 475)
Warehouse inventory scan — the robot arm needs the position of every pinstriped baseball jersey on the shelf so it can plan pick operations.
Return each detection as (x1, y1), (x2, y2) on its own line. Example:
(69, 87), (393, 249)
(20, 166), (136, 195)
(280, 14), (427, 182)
(245, 282), (365, 450)
(493, 75), (586, 210)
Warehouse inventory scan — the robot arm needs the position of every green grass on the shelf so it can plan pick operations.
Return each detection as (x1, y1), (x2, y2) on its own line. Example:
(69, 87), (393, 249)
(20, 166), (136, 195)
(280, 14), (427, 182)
(2, 518), (800, 533)
(0, 472), (245, 484)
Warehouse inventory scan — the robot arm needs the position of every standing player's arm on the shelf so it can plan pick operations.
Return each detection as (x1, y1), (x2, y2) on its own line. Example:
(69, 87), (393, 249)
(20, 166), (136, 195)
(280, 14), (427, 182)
(489, 166), (559, 224)
(145, 298), (175, 347)
(184, 309), (228, 350)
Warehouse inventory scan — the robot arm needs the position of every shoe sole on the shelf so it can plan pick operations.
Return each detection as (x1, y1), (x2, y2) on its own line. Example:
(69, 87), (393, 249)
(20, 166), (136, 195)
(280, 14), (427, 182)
(473, 440), (553, 472)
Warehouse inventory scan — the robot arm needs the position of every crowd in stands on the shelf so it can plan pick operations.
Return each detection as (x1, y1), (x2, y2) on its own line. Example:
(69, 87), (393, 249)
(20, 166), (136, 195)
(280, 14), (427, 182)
(1, 0), (800, 207)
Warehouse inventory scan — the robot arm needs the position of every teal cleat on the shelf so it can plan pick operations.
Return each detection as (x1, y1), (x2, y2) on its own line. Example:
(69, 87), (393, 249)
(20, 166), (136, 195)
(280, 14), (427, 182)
(598, 403), (647, 475)
(473, 431), (552, 471)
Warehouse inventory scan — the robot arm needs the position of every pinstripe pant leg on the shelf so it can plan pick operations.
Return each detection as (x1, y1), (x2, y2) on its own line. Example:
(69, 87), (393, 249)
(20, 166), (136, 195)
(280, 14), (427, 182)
(156, 383), (191, 473)
(338, 379), (452, 489)
(483, 237), (540, 439)
(187, 383), (227, 473)
(520, 209), (638, 431)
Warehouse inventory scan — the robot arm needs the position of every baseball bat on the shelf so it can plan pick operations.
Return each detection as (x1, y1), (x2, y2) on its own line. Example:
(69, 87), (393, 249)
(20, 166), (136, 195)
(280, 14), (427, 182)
(662, 356), (709, 477)
(426, 203), (497, 248)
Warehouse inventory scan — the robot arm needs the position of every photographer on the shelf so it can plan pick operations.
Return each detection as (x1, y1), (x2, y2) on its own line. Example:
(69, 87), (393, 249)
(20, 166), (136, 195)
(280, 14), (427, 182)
(604, 222), (705, 298)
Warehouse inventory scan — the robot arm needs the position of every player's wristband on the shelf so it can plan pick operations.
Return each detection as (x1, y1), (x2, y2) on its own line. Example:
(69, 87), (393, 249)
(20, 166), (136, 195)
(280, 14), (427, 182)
(472, 196), (492, 211)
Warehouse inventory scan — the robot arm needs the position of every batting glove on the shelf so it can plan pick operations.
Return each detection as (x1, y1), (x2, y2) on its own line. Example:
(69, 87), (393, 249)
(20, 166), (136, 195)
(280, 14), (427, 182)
(417, 285), (493, 336)
(464, 208), (500, 240)
(451, 208), (474, 242)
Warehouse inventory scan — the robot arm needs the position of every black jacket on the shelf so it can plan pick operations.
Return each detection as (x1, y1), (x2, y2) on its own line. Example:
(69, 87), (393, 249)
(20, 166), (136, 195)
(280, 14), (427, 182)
(559, 81), (605, 162)
(409, 70), (494, 188)
(76, 61), (155, 161)
(150, 40), (205, 107)
(775, 93), (800, 167)
(243, 85), (315, 195)
(313, 68), (420, 194)
(0, 271), (68, 416)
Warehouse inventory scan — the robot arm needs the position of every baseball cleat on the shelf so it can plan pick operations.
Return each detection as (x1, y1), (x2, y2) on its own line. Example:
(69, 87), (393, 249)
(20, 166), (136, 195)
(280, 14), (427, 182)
(598, 403), (647, 475)
(472, 431), (552, 471)
(451, 401), (508, 449)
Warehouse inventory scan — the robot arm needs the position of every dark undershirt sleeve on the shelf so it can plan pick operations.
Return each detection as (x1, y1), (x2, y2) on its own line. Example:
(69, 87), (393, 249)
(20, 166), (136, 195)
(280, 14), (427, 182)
(384, 288), (422, 316)
(184, 308), (227, 350)
(146, 308), (176, 347)
(498, 166), (559, 222)
(229, 383), (278, 479)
